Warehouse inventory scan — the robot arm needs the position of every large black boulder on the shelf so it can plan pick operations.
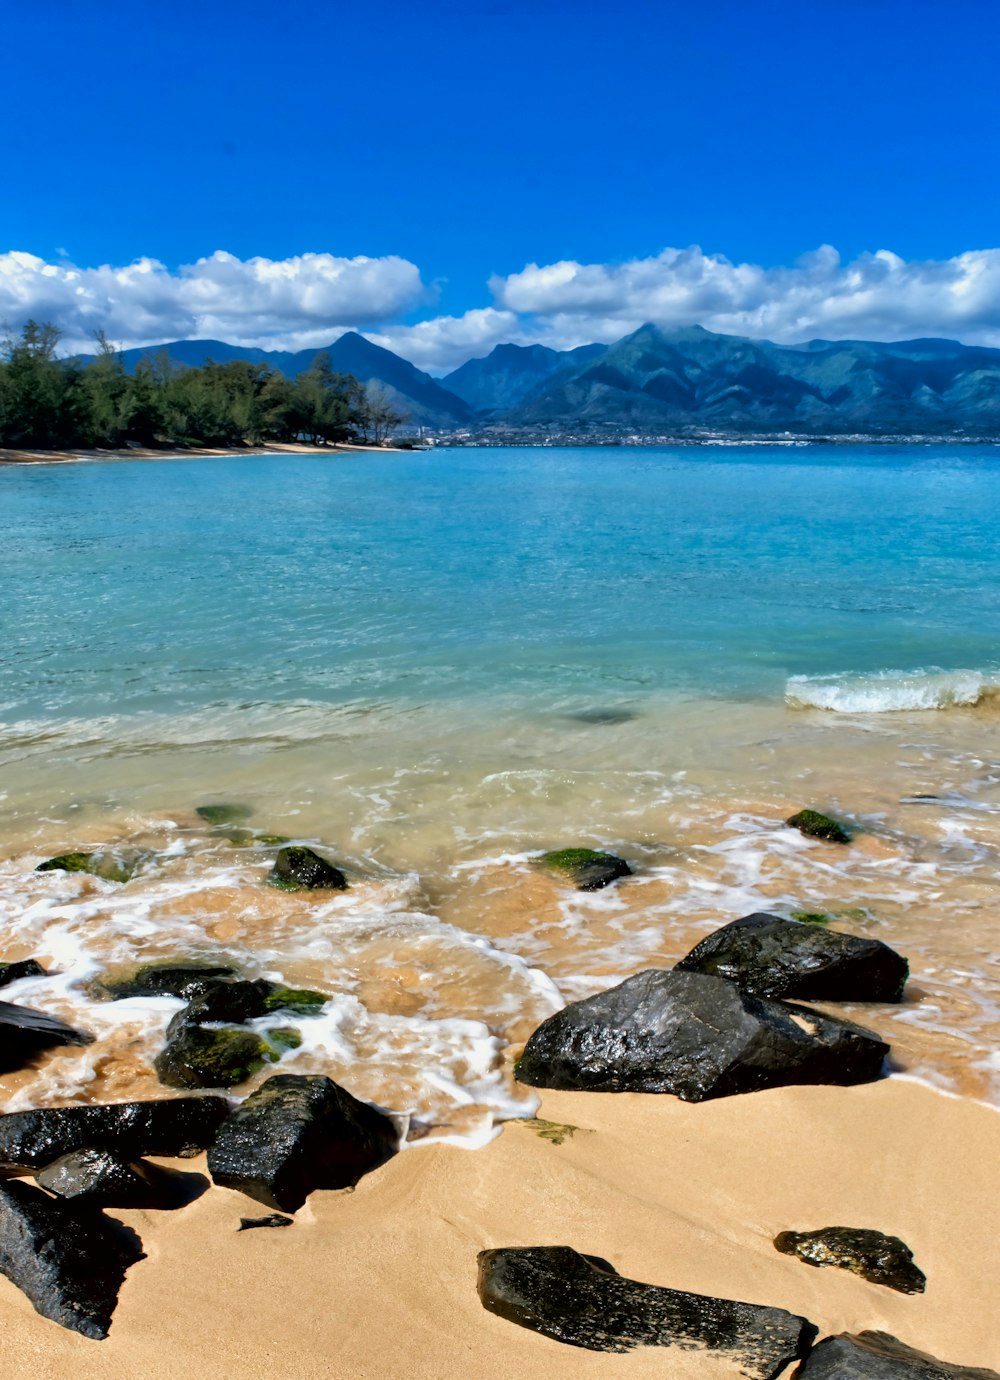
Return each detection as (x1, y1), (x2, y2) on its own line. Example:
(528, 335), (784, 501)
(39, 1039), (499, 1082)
(0, 1178), (144, 1339)
(0, 960), (46, 989)
(477, 1246), (816, 1375)
(676, 912), (909, 1002)
(208, 1074), (397, 1211)
(536, 848), (632, 891)
(515, 969), (889, 1101)
(793, 1331), (999, 1378)
(0, 1097), (230, 1171)
(0, 1000), (93, 1074)
(774, 1226), (925, 1294)
(267, 846), (348, 892)
(36, 1148), (201, 1210)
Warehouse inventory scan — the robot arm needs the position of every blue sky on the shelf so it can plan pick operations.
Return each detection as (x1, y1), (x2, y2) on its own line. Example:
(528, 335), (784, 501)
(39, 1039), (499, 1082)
(3, 0), (1000, 370)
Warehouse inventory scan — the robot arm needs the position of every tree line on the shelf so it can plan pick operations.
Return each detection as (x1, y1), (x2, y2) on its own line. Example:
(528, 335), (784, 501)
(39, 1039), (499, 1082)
(0, 321), (405, 451)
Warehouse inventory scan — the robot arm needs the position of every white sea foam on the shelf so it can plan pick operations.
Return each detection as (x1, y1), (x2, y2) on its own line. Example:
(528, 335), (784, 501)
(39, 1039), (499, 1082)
(785, 669), (999, 713)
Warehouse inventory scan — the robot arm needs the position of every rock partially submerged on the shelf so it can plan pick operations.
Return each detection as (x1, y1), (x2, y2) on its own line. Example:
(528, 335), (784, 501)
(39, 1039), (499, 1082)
(37, 1148), (201, 1211)
(94, 961), (241, 1002)
(0, 1178), (144, 1339)
(794, 1331), (999, 1378)
(154, 1024), (274, 1090)
(35, 848), (150, 883)
(267, 846), (348, 892)
(0, 1097), (230, 1171)
(774, 1227), (926, 1294)
(676, 912), (909, 1002)
(208, 1074), (397, 1212)
(477, 1246), (816, 1375)
(195, 803), (254, 826)
(515, 969), (889, 1101)
(0, 959), (46, 988)
(0, 1000), (93, 1074)
(536, 848), (632, 891)
(786, 810), (852, 844)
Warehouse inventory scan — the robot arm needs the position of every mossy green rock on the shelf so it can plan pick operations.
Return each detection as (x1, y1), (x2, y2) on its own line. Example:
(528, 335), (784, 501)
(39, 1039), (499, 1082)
(773, 1226), (926, 1294)
(786, 810), (852, 844)
(537, 848), (632, 891)
(154, 1025), (274, 1090)
(95, 962), (240, 1002)
(262, 986), (329, 1014)
(35, 849), (149, 883)
(196, 803), (254, 826)
(267, 846), (347, 892)
(266, 1028), (303, 1053)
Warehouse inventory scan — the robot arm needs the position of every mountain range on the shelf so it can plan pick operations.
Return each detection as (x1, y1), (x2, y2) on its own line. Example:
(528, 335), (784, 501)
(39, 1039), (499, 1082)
(101, 324), (1000, 436)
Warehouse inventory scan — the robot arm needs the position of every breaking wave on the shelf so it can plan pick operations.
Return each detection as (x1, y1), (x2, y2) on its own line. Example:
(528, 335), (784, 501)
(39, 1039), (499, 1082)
(785, 670), (1000, 714)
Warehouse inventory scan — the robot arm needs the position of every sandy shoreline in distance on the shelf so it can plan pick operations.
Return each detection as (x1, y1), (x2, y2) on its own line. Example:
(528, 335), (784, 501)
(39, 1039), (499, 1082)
(0, 1077), (996, 1378)
(0, 442), (410, 466)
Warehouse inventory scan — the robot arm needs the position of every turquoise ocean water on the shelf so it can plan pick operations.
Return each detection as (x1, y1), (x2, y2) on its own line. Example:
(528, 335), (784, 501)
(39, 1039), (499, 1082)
(1, 445), (999, 1137)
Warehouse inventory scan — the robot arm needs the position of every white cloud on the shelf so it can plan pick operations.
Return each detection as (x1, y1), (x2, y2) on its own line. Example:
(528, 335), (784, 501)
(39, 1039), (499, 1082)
(368, 307), (525, 374)
(0, 249), (429, 353)
(489, 244), (1000, 351)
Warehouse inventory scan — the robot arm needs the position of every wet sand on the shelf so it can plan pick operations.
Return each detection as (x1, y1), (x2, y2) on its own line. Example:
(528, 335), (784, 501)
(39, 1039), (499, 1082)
(0, 1079), (995, 1376)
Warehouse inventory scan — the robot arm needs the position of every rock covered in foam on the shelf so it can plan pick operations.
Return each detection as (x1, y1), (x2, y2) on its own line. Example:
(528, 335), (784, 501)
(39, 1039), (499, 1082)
(793, 1331), (999, 1378)
(0, 1097), (230, 1170)
(477, 1245), (816, 1373)
(515, 969), (889, 1101)
(676, 912), (909, 1001)
(536, 847), (632, 891)
(786, 810), (852, 844)
(35, 848), (150, 882)
(0, 1000), (93, 1074)
(774, 1226), (925, 1294)
(208, 1073), (397, 1212)
(0, 1178), (144, 1339)
(267, 846), (348, 892)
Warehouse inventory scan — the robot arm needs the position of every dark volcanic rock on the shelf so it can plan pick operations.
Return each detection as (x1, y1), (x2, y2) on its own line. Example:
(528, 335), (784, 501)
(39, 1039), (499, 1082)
(515, 969), (889, 1101)
(0, 1097), (230, 1170)
(196, 802), (254, 825)
(0, 1000), (93, 1074)
(267, 846), (348, 892)
(35, 848), (149, 882)
(477, 1246), (816, 1374)
(0, 960), (46, 988)
(36, 1148), (201, 1210)
(237, 1213), (293, 1231)
(95, 962), (240, 1001)
(774, 1226), (925, 1293)
(786, 810), (852, 844)
(154, 1024), (273, 1090)
(208, 1074), (397, 1211)
(0, 1178), (144, 1339)
(537, 848), (632, 891)
(169, 980), (271, 1029)
(676, 912), (909, 1002)
(794, 1330), (999, 1378)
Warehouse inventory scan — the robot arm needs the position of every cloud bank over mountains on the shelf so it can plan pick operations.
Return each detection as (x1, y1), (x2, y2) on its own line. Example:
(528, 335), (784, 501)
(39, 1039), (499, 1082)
(6, 243), (1000, 373)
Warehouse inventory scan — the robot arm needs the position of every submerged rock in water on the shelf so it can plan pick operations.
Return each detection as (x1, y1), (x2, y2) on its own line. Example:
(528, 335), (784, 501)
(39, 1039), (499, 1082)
(155, 1024), (274, 1090)
(0, 1178), (144, 1339)
(786, 810), (852, 844)
(208, 1073), (397, 1212)
(95, 961), (241, 1002)
(515, 969), (889, 1101)
(0, 1000), (93, 1074)
(170, 980), (271, 1029)
(36, 1148), (200, 1211)
(0, 1097), (230, 1170)
(477, 1246), (816, 1373)
(262, 985), (329, 1014)
(237, 1213), (293, 1231)
(774, 1227), (925, 1294)
(196, 802), (254, 826)
(793, 1331), (999, 1378)
(35, 848), (150, 883)
(267, 846), (348, 892)
(536, 848), (632, 891)
(676, 912), (909, 1002)
(0, 959), (46, 989)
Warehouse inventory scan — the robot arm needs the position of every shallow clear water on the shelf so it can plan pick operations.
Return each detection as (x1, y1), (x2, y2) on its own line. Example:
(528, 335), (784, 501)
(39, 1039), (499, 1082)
(1, 445), (999, 1139)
